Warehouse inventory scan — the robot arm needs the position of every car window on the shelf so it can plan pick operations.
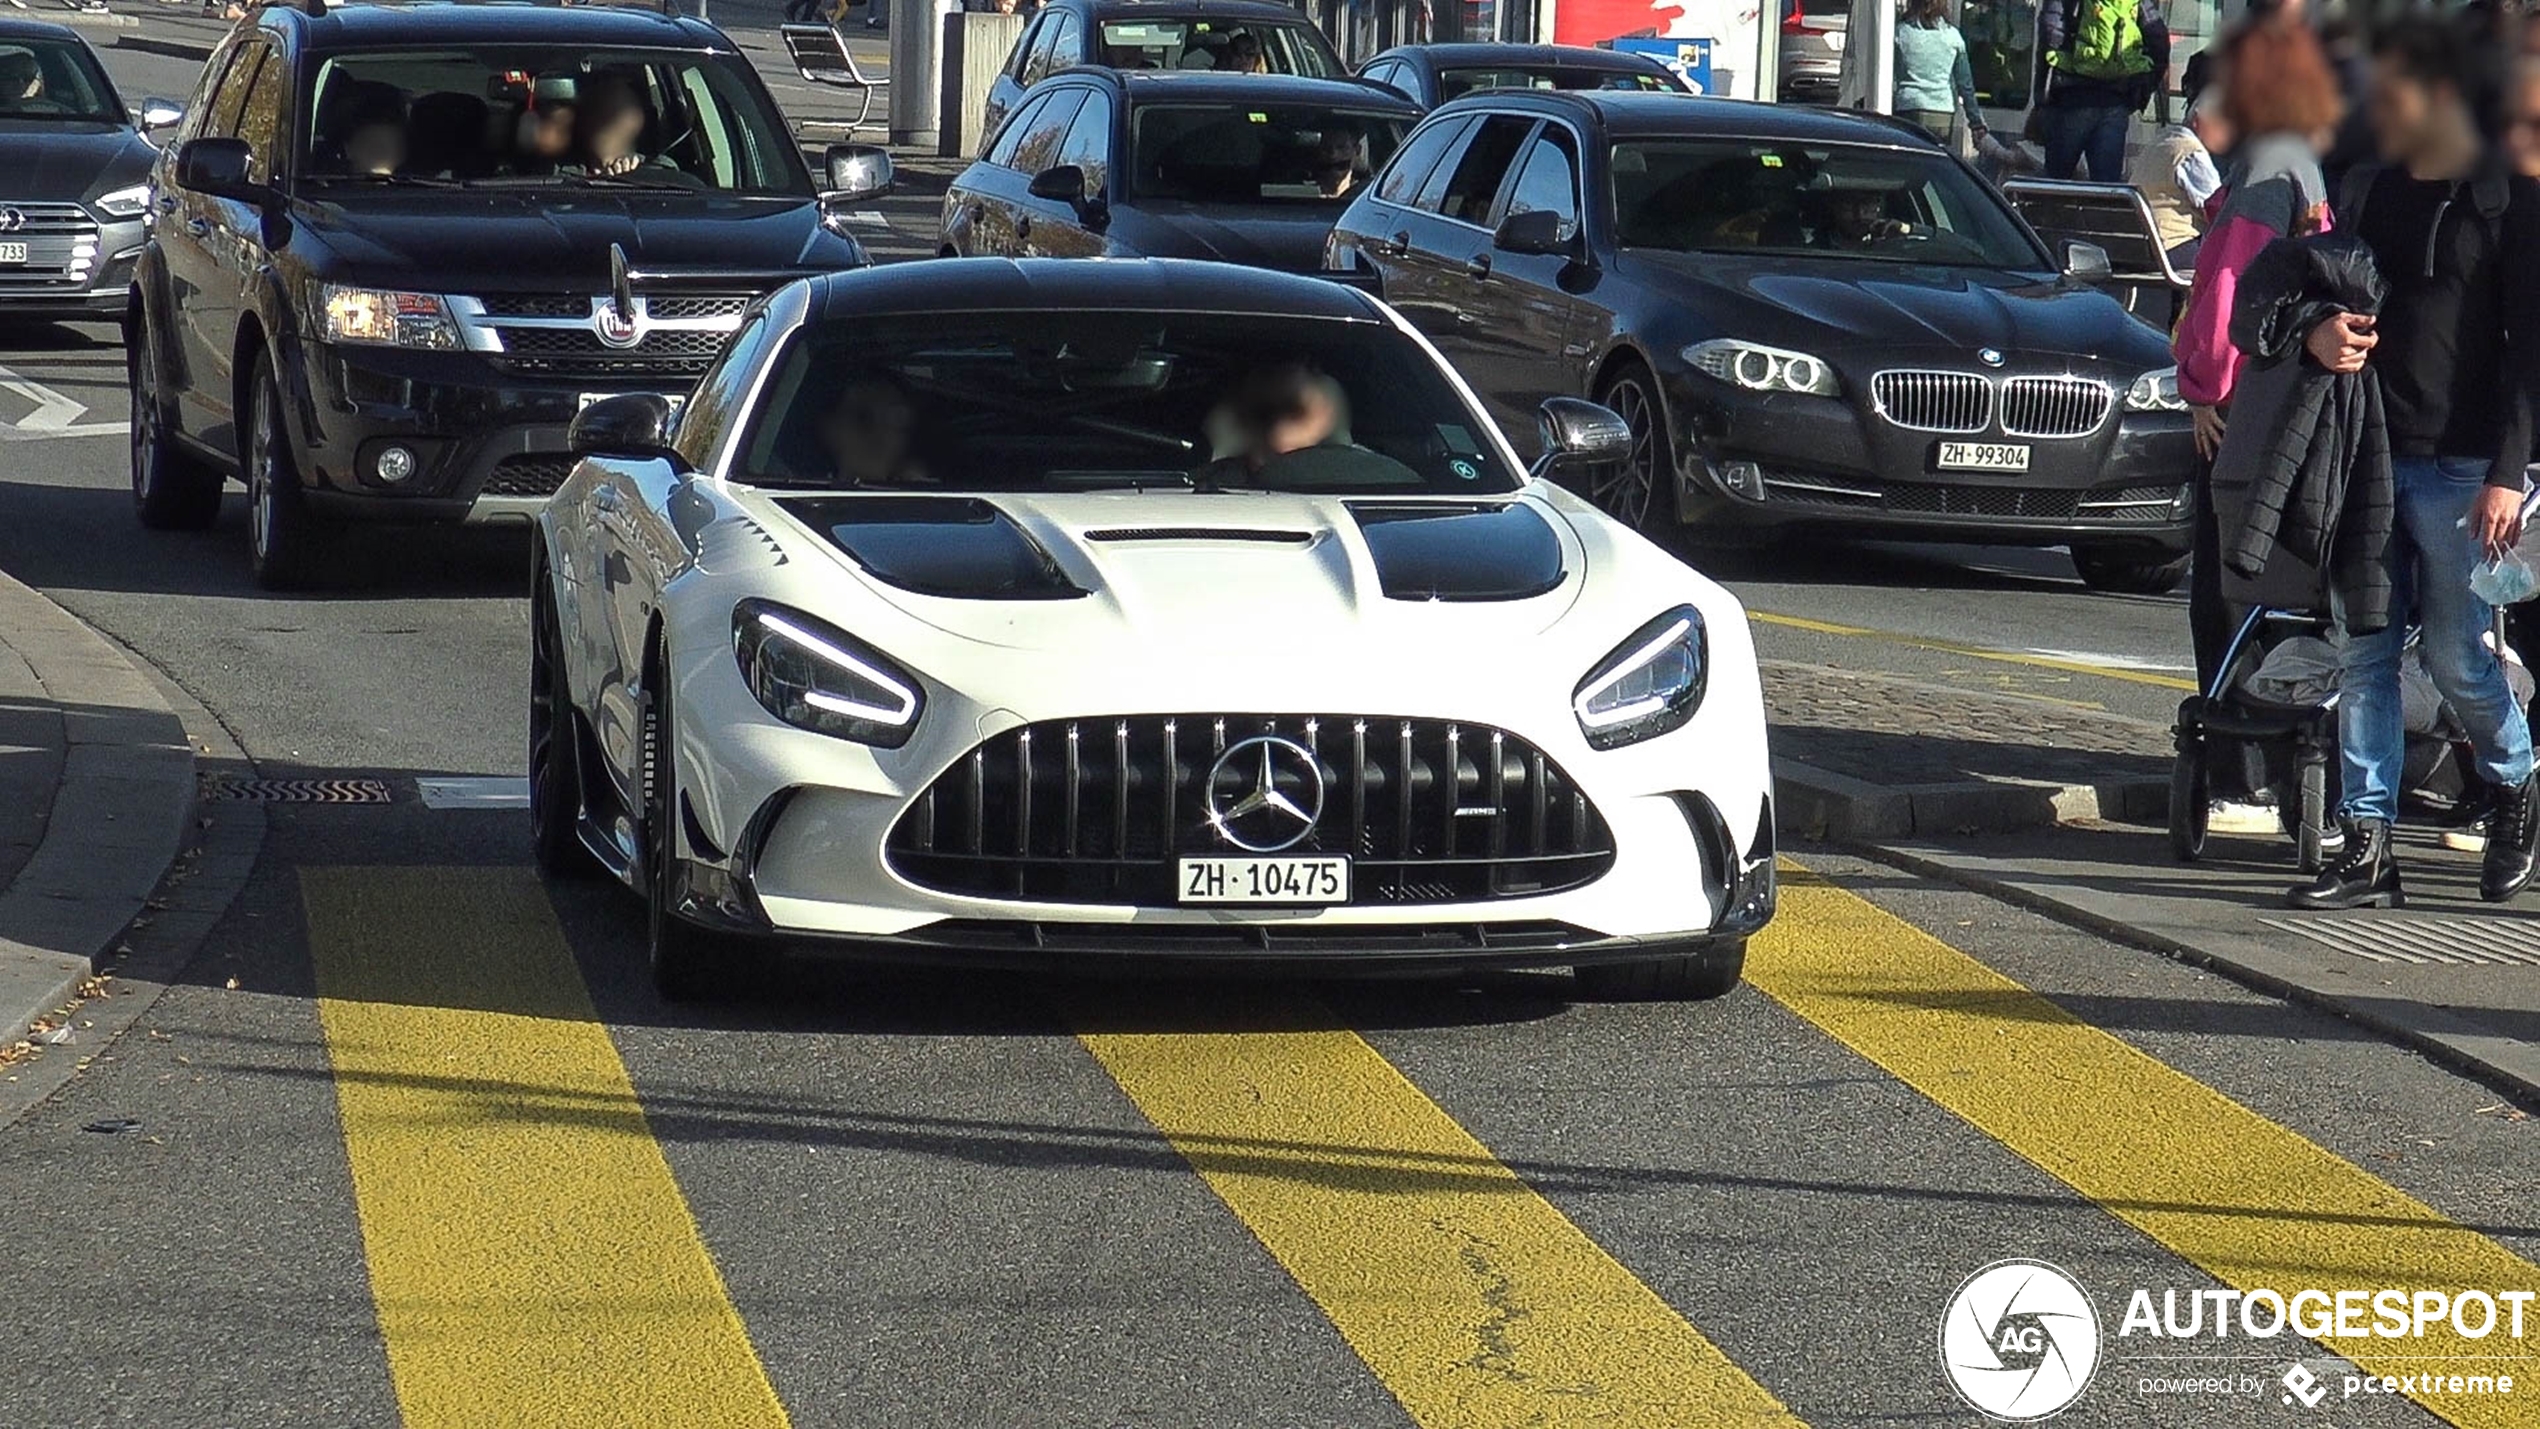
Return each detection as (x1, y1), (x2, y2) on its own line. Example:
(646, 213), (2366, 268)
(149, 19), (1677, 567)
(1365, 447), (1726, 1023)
(298, 48), (809, 192)
(1010, 88), (1083, 176)
(1056, 88), (1112, 193)
(1502, 127), (1578, 230)
(985, 91), (1048, 166)
(1094, 18), (1336, 77)
(206, 44), (267, 141)
(1610, 138), (2048, 268)
(1047, 14), (1084, 69)
(734, 311), (1520, 495)
(1374, 114), (1468, 205)
(234, 45), (287, 182)
(0, 37), (121, 122)
(673, 307), (777, 471)
(1007, 13), (1047, 78)
(1129, 103), (1407, 205)
(1436, 65), (1679, 99)
(1416, 113), (1531, 224)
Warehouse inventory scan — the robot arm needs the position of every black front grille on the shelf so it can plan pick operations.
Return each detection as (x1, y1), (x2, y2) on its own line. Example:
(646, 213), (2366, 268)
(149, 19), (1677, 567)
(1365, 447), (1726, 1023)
(887, 714), (1616, 907)
(644, 294), (751, 320)
(481, 454), (578, 497)
(489, 326), (729, 377)
(478, 293), (590, 317)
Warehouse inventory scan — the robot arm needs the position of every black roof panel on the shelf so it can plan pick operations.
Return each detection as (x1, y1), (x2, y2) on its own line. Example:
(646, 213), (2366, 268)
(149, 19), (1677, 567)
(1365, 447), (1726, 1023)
(809, 258), (1381, 322)
(1437, 88), (1938, 146)
(280, 3), (719, 50)
(1379, 42), (1671, 71)
(1109, 70), (1419, 110)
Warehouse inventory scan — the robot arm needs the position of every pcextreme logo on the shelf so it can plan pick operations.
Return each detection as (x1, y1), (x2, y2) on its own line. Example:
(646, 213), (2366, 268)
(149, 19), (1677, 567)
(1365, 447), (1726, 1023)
(1939, 1260), (2103, 1421)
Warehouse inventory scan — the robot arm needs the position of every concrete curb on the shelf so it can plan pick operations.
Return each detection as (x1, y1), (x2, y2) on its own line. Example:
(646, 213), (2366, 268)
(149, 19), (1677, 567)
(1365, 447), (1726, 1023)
(48, 10), (140, 31)
(1855, 838), (2540, 1108)
(0, 573), (194, 1050)
(1773, 756), (2168, 842)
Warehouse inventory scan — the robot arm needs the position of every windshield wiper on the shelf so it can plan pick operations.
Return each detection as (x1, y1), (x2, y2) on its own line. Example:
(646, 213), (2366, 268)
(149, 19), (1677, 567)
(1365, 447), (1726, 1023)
(309, 173), (464, 188)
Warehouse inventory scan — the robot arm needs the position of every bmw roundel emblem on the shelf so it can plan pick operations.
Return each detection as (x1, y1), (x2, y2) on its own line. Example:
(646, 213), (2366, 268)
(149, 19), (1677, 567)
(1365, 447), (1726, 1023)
(1978, 347), (2006, 368)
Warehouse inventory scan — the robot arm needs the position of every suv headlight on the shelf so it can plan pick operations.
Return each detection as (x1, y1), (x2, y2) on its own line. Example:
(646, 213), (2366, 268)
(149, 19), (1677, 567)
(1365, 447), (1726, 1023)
(731, 600), (923, 747)
(92, 184), (151, 220)
(1684, 338), (1839, 396)
(319, 284), (460, 350)
(1574, 605), (1707, 750)
(2125, 366), (2188, 412)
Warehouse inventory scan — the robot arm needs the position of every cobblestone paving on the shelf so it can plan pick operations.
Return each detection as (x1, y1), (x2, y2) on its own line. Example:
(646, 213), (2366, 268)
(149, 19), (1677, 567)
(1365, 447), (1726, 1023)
(1762, 660), (2172, 788)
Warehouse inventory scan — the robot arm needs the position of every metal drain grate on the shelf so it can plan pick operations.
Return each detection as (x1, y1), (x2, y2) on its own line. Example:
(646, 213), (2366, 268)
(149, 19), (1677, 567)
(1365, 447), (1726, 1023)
(2260, 915), (2540, 967)
(199, 777), (395, 805)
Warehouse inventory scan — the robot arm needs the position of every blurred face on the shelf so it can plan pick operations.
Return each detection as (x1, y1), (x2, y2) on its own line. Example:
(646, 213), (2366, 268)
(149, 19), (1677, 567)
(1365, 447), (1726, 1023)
(581, 89), (644, 162)
(2512, 69), (2540, 178)
(2368, 56), (2440, 161)
(346, 120), (404, 175)
(1, 55), (39, 99)
(1265, 384), (1335, 455)
(521, 105), (574, 159)
(818, 381), (915, 482)
(2190, 101), (2235, 153)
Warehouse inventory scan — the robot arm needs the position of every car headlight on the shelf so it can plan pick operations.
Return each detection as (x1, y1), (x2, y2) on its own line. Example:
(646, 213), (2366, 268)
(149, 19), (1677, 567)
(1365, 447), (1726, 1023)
(2125, 365), (2188, 412)
(731, 600), (923, 748)
(1683, 338), (1839, 396)
(319, 284), (460, 350)
(92, 184), (151, 220)
(1574, 605), (1707, 750)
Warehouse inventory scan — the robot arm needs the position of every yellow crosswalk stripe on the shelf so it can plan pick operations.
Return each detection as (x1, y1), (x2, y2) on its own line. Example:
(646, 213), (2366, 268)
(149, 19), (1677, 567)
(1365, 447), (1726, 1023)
(1080, 1000), (1806, 1429)
(1752, 867), (2540, 1429)
(1749, 609), (2198, 691)
(304, 867), (787, 1429)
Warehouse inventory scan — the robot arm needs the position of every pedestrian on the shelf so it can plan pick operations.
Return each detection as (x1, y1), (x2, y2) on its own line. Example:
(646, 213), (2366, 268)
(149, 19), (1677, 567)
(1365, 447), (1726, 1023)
(2500, 54), (2540, 721)
(2290, 15), (2540, 909)
(1893, 0), (1991, 156)
(2034, 0), (2169, 181)
(2130, 48), (2227, 269)
(2170, 17), (2341, 834)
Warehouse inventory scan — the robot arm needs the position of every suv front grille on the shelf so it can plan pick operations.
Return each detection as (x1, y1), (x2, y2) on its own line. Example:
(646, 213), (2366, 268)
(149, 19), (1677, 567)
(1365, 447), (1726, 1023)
(480, 454), (578, 498)
(887, 714), (1616, 907)
(0, 201), (101, 293)
(489, 326), (730, 377)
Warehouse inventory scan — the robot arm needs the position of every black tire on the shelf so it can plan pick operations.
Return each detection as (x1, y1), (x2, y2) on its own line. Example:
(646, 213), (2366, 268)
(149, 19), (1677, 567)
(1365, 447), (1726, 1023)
(529, 569), (599, 880)
(641, 644), (740, 1001)
(128, 313), (224, 531)
(243, 352), (325, 590)
(2073, 545), (2191, 595)
(1573, 940), (1745, 1001)
(2296, 753), (2329, 874)
(2169, 740), (2210, 862)
(1588, 362), (1669, 534)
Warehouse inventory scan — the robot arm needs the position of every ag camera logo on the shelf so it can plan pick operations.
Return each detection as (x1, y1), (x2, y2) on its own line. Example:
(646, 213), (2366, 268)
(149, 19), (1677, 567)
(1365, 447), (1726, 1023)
(1941, 1259), (2103, 1420)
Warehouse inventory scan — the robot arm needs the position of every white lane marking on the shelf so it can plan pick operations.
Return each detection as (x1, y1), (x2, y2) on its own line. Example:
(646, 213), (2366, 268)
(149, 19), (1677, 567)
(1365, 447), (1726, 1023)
(416, 776), (532, 810)
(0, 364), (124, 440)
(2019, 647), (2196, 674)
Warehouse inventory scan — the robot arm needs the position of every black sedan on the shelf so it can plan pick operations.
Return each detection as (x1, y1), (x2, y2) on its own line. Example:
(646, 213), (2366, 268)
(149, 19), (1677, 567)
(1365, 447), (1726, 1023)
(1357, 43), (1689, 110)
(1326, 91), (2199, 594)
(981, 0), (1346, 140)
(941, 71), (1417, 272)
(0, 18), (182, 323)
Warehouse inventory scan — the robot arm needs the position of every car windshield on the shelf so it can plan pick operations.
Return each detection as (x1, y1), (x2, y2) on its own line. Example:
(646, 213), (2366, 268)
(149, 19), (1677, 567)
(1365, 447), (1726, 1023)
(1130, 104), (1407, 204)
(734, 311), (1520, 496)
(1611, 138), (2044, 268)
(1096, 19), (1337, 76)
(0, 38), (120, 123)
(300, 47), (808, 192)
(1435, 65), (1676, 99)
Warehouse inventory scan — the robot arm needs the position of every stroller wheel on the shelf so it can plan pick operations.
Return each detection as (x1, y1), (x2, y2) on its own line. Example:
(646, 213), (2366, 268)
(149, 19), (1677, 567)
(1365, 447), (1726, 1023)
(2169, 743), (2210, 862)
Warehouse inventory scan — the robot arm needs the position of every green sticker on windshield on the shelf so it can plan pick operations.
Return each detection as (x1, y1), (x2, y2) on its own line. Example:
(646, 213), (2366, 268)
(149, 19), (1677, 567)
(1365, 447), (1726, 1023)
(1759, 153), (1783, 167)
(1249, 112), (1269, 123)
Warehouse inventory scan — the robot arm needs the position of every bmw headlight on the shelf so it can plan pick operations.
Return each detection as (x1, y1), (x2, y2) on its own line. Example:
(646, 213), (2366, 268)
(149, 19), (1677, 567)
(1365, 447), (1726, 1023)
(731, 600), (923, 748)
(92, 184), (151, 220)
(2125, 365), (2188, 412)
(1574, 606), (1708, 750)
(319, 284), (460, 350)
(1683, 338), (1839, 397)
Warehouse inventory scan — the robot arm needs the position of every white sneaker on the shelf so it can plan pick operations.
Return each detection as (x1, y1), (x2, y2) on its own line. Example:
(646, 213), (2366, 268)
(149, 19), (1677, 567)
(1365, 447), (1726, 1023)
(2207, 799), (2282, 836)
(2442, 822), (2490, 853)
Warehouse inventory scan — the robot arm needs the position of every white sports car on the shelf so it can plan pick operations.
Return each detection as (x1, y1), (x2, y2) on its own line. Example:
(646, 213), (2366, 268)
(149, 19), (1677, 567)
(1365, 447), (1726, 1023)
(531, 259), (1775, 999)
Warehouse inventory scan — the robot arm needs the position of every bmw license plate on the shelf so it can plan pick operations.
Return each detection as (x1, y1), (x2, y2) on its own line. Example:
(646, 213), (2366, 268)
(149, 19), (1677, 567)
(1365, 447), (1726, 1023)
(1177, 856), (1350, 905)
(1936, 441), (2030, 472)
(0, 243), (26, 266)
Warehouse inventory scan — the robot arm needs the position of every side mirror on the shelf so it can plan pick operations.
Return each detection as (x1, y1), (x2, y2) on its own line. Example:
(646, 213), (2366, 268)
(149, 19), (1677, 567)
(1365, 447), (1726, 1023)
(138, 97), (185, 131)
(174, 138), (267, 204)
(568, 393), (682, 462)
(2062, 239), (2114, 283)
(1028, 163), (1087, 204)
(1494, 208), (1577, 259)
(822, 143), (894, 202)
(1533, 396), (1634, 473)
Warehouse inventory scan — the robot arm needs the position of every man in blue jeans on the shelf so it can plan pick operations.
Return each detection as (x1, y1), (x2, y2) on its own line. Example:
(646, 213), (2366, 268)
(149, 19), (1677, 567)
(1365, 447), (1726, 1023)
(2291, 18), (2540, 910)
(2036, 0), (2168, 181)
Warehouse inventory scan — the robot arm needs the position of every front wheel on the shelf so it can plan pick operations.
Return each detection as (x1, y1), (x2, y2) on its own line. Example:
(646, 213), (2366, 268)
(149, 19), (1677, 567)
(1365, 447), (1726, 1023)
(1588, 363), (1670, 534)
(129, 316), (224, 531)
(2072, 544), (2190, 595)
(244, 353), (326, 590)
(1573, 940), (1745, 1001)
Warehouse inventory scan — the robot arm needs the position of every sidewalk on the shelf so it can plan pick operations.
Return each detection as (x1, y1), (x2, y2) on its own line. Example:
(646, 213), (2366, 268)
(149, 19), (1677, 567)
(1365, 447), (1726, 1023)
(1761, 657), (2540, 1105)
(0, 573), (197, 1051)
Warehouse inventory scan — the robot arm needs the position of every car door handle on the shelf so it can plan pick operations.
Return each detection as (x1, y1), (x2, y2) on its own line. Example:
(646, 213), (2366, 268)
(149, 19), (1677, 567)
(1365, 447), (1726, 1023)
(1364, 231), (1408, 257)
(1465, 253), (1493, 280)
(185, 218), (211, 237)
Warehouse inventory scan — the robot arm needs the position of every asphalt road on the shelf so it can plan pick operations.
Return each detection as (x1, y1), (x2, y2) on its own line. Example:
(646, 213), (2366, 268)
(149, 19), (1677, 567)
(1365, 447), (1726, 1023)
(0, 31), (2529, 1429)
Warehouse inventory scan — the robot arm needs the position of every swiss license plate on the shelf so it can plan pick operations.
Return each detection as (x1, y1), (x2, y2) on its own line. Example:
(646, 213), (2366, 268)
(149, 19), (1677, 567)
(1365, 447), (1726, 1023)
(0, 243), (26, 266)
(1177, 856), (1351, 905)
(578, 391), (686, 418)
(1936, 441), (2031, 472)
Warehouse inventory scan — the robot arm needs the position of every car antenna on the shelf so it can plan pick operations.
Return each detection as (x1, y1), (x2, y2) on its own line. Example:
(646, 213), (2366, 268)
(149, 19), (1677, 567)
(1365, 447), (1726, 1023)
(609, 243), (636, 328)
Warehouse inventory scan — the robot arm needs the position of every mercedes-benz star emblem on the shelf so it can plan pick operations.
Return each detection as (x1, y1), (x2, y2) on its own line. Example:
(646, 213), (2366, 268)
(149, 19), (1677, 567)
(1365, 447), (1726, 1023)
(0, 209), (24, 234)
(1978, 347), (2007, 368)
(1203, 735), (1325, 853)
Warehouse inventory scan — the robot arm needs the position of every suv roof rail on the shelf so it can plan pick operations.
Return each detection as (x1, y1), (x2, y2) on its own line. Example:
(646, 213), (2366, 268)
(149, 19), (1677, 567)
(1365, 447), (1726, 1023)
(251, 0), (686, 16)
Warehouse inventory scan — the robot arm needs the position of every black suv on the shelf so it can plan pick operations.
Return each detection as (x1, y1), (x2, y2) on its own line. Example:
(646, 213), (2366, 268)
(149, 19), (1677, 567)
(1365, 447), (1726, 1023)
(128, 1), (891, 587)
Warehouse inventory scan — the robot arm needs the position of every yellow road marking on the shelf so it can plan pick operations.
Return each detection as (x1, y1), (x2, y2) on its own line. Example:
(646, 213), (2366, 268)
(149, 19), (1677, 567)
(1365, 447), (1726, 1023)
(1080, 1003), (1804, 1429)
(1750, 609), (2198, 691)
(305, 867), (787, 1429)
(1752, 868), (2540, 1429)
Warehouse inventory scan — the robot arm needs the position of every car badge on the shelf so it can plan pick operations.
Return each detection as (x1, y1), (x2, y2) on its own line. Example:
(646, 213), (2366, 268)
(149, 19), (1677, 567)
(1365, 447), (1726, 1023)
(593, 300), (643, 348)
(1204, 735), (1326, 853)
(0, 208), (23, 234)
(1978, 347), (2006, 367)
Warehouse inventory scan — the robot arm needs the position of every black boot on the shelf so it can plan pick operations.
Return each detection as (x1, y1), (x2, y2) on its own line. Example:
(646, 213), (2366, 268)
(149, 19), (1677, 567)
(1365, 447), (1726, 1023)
(2480, 774), (2538, 903)
(2288, 817), (2404, 910)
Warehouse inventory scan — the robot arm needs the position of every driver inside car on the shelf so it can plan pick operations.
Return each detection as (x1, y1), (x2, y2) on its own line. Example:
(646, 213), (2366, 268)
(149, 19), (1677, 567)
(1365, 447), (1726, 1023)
(572, 71), (676, 177)
(1806, 186), (1915, 248)
(815, 374), (933, 488)
(1193, 362), (1348, 487)
(0, 49), (45, 111)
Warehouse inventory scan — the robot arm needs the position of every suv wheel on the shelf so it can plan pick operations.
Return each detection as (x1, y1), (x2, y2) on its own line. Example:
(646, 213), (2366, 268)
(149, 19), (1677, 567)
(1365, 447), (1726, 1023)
(129, 317), (224, 531)
(1590, 363), (1669, 533)
(244, 352), (325, 590)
